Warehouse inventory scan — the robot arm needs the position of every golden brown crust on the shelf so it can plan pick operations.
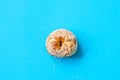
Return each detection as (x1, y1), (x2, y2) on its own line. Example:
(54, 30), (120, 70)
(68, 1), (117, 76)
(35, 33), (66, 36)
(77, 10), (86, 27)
(46, 29), (77, 57)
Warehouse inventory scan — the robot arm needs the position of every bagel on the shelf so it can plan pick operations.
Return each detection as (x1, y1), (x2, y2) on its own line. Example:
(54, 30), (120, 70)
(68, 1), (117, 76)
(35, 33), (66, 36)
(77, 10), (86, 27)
(46, 29), (77, 57)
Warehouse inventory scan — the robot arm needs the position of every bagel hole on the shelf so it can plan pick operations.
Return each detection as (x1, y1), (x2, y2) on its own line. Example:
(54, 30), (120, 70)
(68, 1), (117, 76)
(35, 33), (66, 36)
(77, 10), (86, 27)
(59, 41), (62, 47)
(58, 37), (64, 48)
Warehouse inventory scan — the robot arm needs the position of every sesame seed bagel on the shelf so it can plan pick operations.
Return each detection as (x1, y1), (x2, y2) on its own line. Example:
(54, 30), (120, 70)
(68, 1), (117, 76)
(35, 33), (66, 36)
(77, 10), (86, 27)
(46, 29), (77, 58)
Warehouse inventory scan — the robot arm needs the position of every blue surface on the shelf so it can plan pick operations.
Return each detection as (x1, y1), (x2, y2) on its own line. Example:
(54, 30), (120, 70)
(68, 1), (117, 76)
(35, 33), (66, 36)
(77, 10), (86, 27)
(0, 0), (120, 80)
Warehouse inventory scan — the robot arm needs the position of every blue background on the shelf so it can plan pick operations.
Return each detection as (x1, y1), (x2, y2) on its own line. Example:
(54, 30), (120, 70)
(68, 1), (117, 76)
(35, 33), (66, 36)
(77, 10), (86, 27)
(0, 0), (120, 80)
